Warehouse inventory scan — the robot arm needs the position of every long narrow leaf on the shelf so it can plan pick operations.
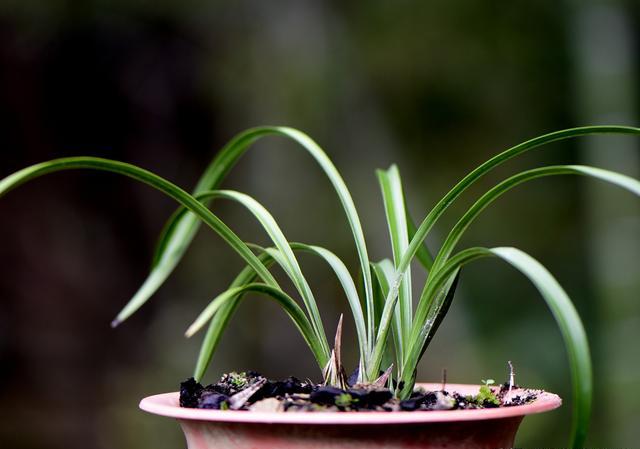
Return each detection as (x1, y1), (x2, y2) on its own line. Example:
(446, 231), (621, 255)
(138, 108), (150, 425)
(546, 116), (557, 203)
(122, 185), (332, 362)
(193, 251), (275, 380)
(377, 165), (412, 366)
(412, 165), (640, 345)
(493, 248), (591, 449)
(371, 127), (640, 380)
(370, 259), (397, 372)
(370, 260), (395, 332)
(262, 245), (367, 371)
(368, 269), (403, 379)
(0, 158), (279, 325)
(402, 247), (591, 448)
(186, 283), (326, 368)
(369, 266), (461, 381)
(151, 190), (330, 357)
(194, 242), (367, 381)
(434, 165), (640, 271)
(400, 126), (640, 277)
(193, 244), (298, 381)
(195, 190), (330, 357)
(287, 243), (368, 370)
(413, 270), (460, 363)
(132, 127), (376, 344)
(406, 211), (434, 271)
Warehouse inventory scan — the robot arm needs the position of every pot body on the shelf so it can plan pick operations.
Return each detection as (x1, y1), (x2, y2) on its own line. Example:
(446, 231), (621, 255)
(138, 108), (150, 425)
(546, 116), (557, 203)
(178, 416), (523, 449)
(140, 383), (561, 449)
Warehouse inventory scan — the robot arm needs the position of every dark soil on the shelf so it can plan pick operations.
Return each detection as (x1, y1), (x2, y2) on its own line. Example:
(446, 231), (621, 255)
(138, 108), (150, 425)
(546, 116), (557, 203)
(179, 372), (540, 412)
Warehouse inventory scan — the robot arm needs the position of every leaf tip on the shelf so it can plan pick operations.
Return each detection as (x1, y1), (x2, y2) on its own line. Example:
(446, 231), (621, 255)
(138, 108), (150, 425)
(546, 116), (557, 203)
(185, 324), (198, 338)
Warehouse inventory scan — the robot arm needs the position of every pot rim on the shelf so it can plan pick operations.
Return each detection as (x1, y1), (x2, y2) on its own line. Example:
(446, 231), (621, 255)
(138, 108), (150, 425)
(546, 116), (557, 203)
(139, 383), (561, 425)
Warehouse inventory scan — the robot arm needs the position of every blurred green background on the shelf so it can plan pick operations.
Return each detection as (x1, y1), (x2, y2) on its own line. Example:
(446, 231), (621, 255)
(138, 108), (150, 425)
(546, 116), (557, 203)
(0, 1), (638, 448)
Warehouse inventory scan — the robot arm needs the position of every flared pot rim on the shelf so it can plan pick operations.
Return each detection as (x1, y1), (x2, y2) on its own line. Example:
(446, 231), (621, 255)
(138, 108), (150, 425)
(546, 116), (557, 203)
(139, 382), (561, 425)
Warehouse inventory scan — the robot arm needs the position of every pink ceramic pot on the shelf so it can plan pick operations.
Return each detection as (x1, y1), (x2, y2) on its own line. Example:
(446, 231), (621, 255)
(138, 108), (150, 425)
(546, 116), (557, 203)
(140, 383), (561, 449)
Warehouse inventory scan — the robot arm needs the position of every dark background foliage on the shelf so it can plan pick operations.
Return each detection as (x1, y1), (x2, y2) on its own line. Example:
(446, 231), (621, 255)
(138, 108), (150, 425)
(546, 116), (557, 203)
(0, 1), (638, 448)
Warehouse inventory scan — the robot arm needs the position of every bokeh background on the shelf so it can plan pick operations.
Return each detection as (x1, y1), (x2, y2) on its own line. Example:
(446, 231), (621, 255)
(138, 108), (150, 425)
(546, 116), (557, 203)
(1, 1), (639, 448)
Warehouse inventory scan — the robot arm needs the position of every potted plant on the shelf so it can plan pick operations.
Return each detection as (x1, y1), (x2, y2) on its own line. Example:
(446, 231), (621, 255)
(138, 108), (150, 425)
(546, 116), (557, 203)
(1, 125), (639, 448)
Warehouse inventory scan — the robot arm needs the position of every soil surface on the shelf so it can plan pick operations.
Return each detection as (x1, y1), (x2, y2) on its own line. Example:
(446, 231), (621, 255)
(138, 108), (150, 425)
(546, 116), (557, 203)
(179, 371), (539, 412)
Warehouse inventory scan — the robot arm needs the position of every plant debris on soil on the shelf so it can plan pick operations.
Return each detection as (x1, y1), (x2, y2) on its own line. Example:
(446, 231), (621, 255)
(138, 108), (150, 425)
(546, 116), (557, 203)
(179, 371), (540, 412)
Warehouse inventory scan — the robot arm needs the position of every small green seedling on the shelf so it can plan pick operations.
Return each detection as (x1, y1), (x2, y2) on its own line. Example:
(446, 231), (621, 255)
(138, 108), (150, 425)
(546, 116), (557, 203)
(228, 372), (249, 390)
(335, 393), (356, 409)
(477, 379), (500, 406)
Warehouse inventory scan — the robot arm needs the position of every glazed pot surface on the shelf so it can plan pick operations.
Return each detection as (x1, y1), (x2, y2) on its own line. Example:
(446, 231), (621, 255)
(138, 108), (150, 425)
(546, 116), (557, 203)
(140, 383), (561, 449)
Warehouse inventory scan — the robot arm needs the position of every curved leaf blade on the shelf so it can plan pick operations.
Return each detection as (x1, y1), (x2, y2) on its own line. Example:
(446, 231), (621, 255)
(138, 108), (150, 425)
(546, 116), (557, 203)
(193, 242), (367, 381)
(406, 211), (434, 271)
(0, 157), (279, 324)
(402, 246), (591, 448)
(186, 283), (326, 368)
(401, 126), (640, 275)
(137, 127), (376, 341)
(412, 165), (640, 344)
(193, 250), (274, 380)
(371, 127), (640, 380)
(289, 243), (368, 368)
(492, 248), (592, 448)
(198, 190), (330, 357)
(434, 165), (640, 270)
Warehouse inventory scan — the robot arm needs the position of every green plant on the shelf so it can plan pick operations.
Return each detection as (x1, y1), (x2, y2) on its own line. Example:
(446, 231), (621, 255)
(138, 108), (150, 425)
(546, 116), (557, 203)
(2, 125), (640, 448)
(476, 380), (500, 406)
(334, 393), (356, 409)
(226, 372), (249, 390)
